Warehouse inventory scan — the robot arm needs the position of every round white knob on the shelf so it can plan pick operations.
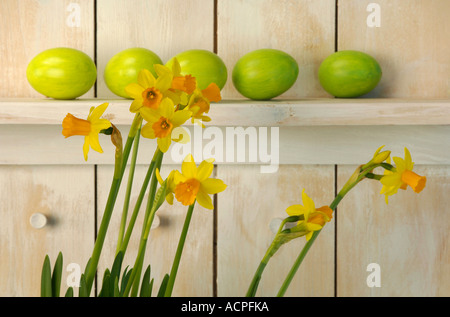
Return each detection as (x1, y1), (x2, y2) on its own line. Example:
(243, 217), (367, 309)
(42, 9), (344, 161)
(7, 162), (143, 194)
(30, 213), (47, 229)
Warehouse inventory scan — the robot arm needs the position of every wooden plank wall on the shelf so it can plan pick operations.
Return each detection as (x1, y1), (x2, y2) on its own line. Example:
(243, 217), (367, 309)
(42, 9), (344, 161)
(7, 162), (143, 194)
(0, 0), (449, 297)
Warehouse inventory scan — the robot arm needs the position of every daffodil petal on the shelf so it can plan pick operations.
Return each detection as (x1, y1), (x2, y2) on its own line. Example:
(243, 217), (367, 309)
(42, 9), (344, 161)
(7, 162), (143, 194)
(138, 69), (156, 88)
(91, 119), (111, 132)
(159, 98), (175, 119)
(197, 160), (214, 181)
(200, 178), (226, 195)
(141, 122), (156, 139)
(125, 83), (145, 99)
(156, 72), (173, 92)
(157, 136), (171, 153)
(83, 137), (90, 161)
(171, 110), (192, 127)
(88, 133), (103, 153)
(88, 102), (109, 121)
(140, 107), (161, 124)
(182, 154), (197, 179)
(286, 204), (305, 216)
(196, 189), (214, 210)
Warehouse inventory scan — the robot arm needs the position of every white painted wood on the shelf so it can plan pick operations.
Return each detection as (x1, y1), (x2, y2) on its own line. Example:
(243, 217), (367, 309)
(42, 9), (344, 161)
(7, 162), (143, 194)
(0, 165), (95, 296)
(338, 0), (450, 98)
(96, 0), (215, 99)
(216, 164), (335, 296)
(1, 124), (449, 165)
(217, 0), (336, 99)
(337, 165), (450, 296)
(1, 98), (450, 126)
(0, 0), (95, 98)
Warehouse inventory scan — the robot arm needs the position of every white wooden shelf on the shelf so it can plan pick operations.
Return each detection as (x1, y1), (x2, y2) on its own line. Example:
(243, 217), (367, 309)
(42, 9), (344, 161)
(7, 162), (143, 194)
(0, 98), (449, 126)
(1, 98), (449, 166)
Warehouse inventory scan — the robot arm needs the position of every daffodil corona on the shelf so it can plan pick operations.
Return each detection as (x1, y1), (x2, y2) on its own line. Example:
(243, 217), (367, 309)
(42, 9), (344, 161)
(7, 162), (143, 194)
(285, 190), (333, 241)
(380, 147), (426, 203)
(62, 102), (111, 161)
(172, 155), (227, 209)
(140, 98), (192, 153)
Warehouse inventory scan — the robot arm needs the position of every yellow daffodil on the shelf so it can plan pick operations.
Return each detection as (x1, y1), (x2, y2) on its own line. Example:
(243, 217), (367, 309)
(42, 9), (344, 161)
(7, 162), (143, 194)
(140, 97), (192, 153)
(285, 190), (333, 241)
(62, 103), (112, 161)
(380, 147), (427, 203)
(125, 68), (173, 113)
(365, 145), (391, 167)
(186, 83), (221, 123)
(173, 154), (227, 209)
(167, 58), (197, 95)
(155, 168), (179, 205)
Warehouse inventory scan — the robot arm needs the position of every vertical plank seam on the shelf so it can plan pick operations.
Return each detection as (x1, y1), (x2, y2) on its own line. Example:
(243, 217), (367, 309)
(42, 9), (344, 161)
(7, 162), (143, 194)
(334, 0), (339, 297)
(334, 164), (338, 297)
(212, 0), (218, 296)
(213, 164), (218, 297)
(335, 0), (339, 52)
(93, 0), (98, 98)
(213, 0), (218, 54)
(93, 0), (98, 296)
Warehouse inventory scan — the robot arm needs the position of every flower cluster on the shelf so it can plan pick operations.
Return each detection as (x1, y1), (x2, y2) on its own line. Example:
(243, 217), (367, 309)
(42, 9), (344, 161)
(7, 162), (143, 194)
(54, 59), (225, 298)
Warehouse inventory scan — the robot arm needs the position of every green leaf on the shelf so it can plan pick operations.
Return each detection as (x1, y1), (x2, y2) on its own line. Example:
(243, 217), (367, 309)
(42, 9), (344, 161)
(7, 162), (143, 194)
(110, 252), (124, 295)
(79, 274), (88, 297)
(98, 269), (111, 297)
(120, 266), (132, 296)
(41, 255), (52, 297)
(157, 274), (169, 297)
(139, 265), (152, 297)
(64, 287), (74, 297)
(113, 277), (120, 297)
(51, 252), (63, 297)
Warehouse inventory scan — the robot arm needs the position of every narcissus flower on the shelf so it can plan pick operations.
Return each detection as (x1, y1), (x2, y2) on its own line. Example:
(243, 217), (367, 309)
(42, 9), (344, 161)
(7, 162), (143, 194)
(285, 190), (333, 241)
(62, 102), (112, 161)
(173, 154), (227, 209)
(140, 97), (192, 153)
(186, 83), (221, 123)
(125, 68), (173, 113)
(380, 148), (427, 203)
(155, 168), (178, 205)
(167, 58), (197, 95)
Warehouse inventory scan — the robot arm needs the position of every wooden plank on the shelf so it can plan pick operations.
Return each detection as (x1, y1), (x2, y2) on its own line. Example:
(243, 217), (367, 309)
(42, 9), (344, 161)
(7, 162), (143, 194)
(96, 163), (213, 296)
(0, 0), (95, 98)
(338, 0), (450, 98)
(2, 98), (450, 126)
(0, 165), (95, 296)
(216, 164), (335, 296)
(217, 0), (336, 99)
(337, 164), (450, 296)
(96, 0), (215, 99)
(1, 124), (450, 166)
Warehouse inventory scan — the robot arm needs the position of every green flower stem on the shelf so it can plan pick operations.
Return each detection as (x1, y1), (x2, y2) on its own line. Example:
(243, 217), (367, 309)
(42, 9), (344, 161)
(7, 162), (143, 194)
(84, 114), (141, 296)
(122, 150), (164, 297)
(164, 202), (196, 297)
(245, 216), (298, 297)
(119, 149), (162, 255)
(275, 173), (361, 297)
(116, 125), (141, 255)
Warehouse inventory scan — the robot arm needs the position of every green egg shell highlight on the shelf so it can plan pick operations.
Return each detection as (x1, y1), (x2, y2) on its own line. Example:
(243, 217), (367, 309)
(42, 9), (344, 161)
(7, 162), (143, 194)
(26, 47), (97, 100)
(318, 50), (382, 98)
(232, 49), (299, 100)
